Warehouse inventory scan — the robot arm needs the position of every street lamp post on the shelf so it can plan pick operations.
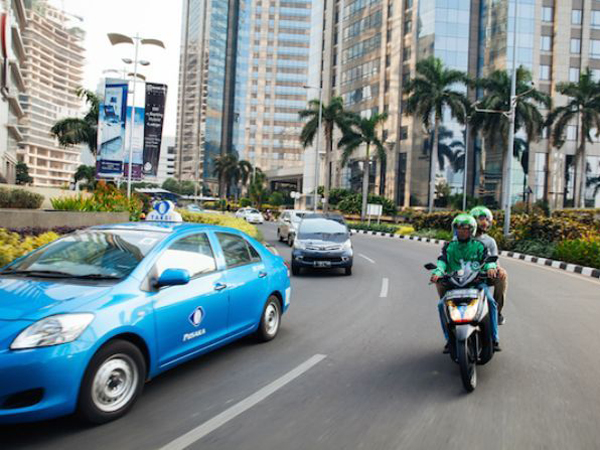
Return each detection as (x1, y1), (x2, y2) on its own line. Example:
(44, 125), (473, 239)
(107, 33), (165, 198)
(304, 85), (323, 212)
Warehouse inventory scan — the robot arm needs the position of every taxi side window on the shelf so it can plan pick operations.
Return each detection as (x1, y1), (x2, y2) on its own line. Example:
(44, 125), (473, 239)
(216, 233), (261, 268)
(155, 234), (216, 278)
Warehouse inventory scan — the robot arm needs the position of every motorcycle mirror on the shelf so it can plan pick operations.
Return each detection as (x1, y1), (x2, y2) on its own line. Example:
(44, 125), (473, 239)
(485, 256), (498, 263)
(424, 263), (437, 271)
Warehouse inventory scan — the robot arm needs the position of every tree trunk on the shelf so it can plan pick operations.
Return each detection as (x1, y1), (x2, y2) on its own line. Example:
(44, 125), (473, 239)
(428, 116), (440, 212)
(361, 144), (370, 221)
(323, 124), (333, 213)
(574, 132), (587, 208)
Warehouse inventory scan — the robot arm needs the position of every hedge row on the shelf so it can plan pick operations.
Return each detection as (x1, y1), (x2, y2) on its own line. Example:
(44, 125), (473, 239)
(0, 188), (44, 209)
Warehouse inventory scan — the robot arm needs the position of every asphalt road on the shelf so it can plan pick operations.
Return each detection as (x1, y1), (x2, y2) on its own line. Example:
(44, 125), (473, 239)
(3, 222), (600, 450)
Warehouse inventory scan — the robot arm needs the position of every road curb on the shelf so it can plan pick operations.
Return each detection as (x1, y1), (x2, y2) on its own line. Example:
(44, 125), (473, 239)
(350, 229), (600, 280)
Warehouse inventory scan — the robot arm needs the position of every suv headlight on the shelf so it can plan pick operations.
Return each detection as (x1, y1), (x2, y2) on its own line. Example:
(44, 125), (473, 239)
(11, 313), (95, 350)
(342, 239), (352, 250)
(294, 239), (306, 250)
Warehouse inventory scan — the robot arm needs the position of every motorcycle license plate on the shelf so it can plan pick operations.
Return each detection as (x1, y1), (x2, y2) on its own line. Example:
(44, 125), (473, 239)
(314, 261), (331, 268)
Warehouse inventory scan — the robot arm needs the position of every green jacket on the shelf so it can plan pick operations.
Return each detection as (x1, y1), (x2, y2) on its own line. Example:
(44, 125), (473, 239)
(432, 239), (497, 277)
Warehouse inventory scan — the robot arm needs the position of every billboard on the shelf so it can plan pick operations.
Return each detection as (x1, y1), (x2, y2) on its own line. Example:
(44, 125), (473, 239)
(96, 79), (128, 177)
(143, 83), (168, 176)
(123, 106), (145, 181)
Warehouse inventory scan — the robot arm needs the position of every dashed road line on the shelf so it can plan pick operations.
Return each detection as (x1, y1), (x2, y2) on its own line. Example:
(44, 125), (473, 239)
(380, 278), (389, 298)
(159, 354), (327, 450)
(359, 253), (375, 264)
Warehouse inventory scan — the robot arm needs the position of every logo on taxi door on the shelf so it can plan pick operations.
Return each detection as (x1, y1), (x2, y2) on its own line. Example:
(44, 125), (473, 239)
(189, 307), (205, 327)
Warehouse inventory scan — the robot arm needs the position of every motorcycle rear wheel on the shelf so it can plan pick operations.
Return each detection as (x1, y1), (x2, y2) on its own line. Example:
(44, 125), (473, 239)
(457, 335), (477, 392)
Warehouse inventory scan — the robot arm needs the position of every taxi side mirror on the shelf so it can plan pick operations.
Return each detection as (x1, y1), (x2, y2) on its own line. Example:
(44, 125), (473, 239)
(155, 268), (191, 288)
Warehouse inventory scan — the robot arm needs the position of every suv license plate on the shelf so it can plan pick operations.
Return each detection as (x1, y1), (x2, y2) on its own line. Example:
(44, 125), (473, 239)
(314, 261), (331, 268)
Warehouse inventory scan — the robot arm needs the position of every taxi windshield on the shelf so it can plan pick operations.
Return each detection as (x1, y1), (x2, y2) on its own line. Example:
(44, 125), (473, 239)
(1, 230), (166, 280)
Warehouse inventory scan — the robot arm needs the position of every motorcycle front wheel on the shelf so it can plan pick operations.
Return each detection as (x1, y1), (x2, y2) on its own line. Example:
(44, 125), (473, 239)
(457, 335), (477, 392)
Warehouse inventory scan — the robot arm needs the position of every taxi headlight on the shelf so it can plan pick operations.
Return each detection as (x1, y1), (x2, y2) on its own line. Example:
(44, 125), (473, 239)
(11, 313), (95, 350)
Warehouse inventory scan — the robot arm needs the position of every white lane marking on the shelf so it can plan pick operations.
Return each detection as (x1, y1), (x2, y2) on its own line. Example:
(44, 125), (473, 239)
(380, 278), (389, 298)
(359, 253), (375, 264)
(159, 354), (327, 450)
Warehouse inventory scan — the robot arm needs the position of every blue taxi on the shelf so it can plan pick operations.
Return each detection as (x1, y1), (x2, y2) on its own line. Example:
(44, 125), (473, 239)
(0, 221), (291, 424)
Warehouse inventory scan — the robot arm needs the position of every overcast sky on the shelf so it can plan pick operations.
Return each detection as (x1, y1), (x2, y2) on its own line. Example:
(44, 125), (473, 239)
(51, 0), (183, 137)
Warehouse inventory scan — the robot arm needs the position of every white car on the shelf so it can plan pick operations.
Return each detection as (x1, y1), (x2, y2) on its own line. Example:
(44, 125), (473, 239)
(236, 208), (264, 224)
(277, 209), (310, 246)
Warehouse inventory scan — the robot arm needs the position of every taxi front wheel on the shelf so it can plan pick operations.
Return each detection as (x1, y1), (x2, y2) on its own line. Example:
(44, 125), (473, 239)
(256, 296), (281, 342)
(77, 340), (146, 424)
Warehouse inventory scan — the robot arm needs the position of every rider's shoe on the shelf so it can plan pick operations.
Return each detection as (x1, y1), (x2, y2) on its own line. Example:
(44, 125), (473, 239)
(493, 341), (502, 352)
(443, 342), (450, 354)
(498, 313), (506, 325)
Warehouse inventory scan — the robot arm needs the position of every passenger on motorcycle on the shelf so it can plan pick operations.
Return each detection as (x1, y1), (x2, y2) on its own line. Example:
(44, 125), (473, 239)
(430, 214), (501, 352)
(470, 206), (508, 325)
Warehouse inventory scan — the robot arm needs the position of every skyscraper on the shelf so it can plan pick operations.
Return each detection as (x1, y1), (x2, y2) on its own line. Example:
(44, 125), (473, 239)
(319, 0), (600, 208)
(0, 0), (26, 184)
(19, 1), (85, 187)
(175, 0), (314, 195)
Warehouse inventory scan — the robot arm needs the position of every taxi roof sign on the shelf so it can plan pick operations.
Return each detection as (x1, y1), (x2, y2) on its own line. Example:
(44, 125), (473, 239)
(146, 200), (183, 222)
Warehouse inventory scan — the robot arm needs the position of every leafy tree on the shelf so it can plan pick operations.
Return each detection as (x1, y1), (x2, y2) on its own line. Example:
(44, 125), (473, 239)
(16, 162), (33, 185)
(299, 96), (357, 212)
(404, 57), (469, 212)
(339, 112), (388, 220)
(547, 68), (600, 207)
(51, 88), (100, 155)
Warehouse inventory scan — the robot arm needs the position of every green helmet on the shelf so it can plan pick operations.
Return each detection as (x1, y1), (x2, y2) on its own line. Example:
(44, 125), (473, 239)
(470, 206), (493, 222)
(452, 213), (478, 238)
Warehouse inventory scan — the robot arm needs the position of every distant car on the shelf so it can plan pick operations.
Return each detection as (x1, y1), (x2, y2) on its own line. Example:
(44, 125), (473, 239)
(277, 209), (310, 246)
(291, 216), (353, 276)
(186, 204), (203, 213)
(236, 208), (264, 224)
(0, 222), (290, 424)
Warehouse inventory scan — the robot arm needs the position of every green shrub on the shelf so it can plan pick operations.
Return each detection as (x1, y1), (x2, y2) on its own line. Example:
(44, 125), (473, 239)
(0, 229), (60, 267)
(337, 194), (397, 216)
(240, 198), (252, 207)
(348, 221), (399, 234)
(509, 239), (556, 259)
(51, 182), (143, 221)
(328, 188), (353, 206)
(553, 236), (600, 269)
(414, 229), (453, 241)
(180, 211), (262, 241)
(268, 192), (284, 206)
(0, 188), (44, 209)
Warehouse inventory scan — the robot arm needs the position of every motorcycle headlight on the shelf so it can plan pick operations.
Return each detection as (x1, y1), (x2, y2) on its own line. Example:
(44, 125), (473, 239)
(447, 299), (479, 323)
(11, 313), (95, 350)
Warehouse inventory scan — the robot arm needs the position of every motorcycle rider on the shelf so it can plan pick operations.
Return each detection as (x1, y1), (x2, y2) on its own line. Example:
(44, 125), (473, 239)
(430, 214), (501, 352)
(470, 206), (508, 325)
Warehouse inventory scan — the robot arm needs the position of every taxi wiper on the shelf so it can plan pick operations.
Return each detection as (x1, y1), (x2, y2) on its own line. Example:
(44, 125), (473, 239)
(0, 269), (122, 280)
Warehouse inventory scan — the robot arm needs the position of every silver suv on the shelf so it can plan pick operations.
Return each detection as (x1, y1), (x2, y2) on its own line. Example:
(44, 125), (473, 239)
(277, 210), (310, 246)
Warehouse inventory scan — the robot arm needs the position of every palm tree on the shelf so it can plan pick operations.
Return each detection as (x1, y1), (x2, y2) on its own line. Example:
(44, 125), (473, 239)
(299, 96), (357, 212)
(404, 57), (469, 212)
(213, 153), (256, 199)
(74, 165), (96, 191)
(339, 112), (388, 220)
(471, 67), (550, 205)
(546, 68), (600, 208)
(51, 88), (100, 155)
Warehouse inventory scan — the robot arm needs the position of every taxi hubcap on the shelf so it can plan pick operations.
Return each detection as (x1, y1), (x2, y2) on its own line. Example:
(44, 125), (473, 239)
(265, 303), (279, 335)
(92, 354), (138, 413)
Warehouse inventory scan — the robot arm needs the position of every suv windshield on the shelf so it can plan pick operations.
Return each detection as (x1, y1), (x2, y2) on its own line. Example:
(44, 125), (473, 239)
(298, 219), (349, 241)
(0, 230), (166, 280)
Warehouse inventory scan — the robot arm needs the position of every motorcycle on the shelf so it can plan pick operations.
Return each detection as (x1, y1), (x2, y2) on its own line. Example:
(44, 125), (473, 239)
(424, 256), (498, 392)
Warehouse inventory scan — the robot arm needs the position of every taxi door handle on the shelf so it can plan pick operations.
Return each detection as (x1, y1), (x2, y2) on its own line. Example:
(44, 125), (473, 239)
(214, 282), (227, 291)
(258, 271), (267, 278)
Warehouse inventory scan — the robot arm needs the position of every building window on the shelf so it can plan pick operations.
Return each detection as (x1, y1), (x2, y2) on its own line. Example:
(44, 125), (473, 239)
(541, 35), (552, 52)
(403, 47), (411, 61)
(591, 40), (600, 58)
(400, 126), (408, 140)
(592, 10), (600, 29)
(571, 38), (581, 54)
(567, 125), (578, 141)
(572, 9), (583, 25)
(540, 65), (551, 81)
(404, 0), (413, 10)
(542, 6), (553, 22)
(592, 69), (600, 81)
(569, 67), (580, 82)
(404, 20), (412, 34)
